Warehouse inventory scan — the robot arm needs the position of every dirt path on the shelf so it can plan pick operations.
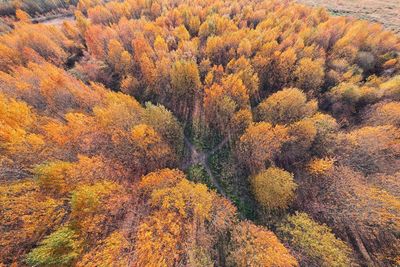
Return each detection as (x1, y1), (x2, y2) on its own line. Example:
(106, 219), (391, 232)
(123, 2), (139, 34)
(183, 136), (229, 198)
(33, 14), (75, 26)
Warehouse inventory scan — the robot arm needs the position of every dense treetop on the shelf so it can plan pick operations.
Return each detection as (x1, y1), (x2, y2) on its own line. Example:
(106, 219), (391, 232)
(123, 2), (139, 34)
(0, 0), (399, 266)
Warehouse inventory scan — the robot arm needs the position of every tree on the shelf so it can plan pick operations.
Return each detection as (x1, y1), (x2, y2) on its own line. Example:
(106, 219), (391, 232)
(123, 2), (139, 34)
(296, 166), (399, 265)
(228, 221), (298, 267)
(205, 36), (226, 65)
(308, 158), (335, 175)
(70, 181), (128, 239)
(138, 53), (157, 87)
(142, 103), (184, 158)
(0, 23), (69, 67)
(153, 35), (168, 55)
(77, 231), (130, 267)
(273, 48), (297, 89)
(366, 101), (400, 127)
(26, 227), (83, 267)
(336, 125), (400, 174)
(227, 56), (260, 104)
(15, 9), (31, 22)
(306, 113), (339, 156)
(136, 178), (236, 267)
(230, 109), (253, 139)
(130, 124), (173, 175)
(0, 62), (105, 114)
(204, 75), (250, 136)
(281, 118), (318, 164)
(294, 58), (325, 94)
(139, 168), (186, 196)
(107, 39), (132, 76)
(170, 60), (201, 118)
(221, 74), (250, 108)
(237, 122), (289, 173)
(0, 180), (65, 264)
(380, 75), (400, 100)
(174, 25), (190, 42)
(256, 88), (317, 125)
(0, 93), (44, 166)
(34, 161), (73, 197)
(204, 83), (238, 136)
(93, 91), (142, 132)
(250, 167), (297, 210)
(278, 212), (351, 267)
(237, 38), (252, 57)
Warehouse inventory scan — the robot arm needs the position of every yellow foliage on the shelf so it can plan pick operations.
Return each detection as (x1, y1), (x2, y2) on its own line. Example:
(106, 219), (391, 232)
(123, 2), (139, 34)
(228, 221), (298, 267)
(34, 160), (73, 196)
(0, 93), (43, 154)
(294, 57), (325, 93)
(139, 168), (185, 196)
(136, 210), (184, 267)
(0, 180), (65, 263)
(78, 231), (130, 267)
(308, 158), (335, 175)
(257, 88), (317, 125)
(251, 167), (297, 210)
(71, 181), (128, 236)
(238, 122), (289, 173)
(369, 102), (400, 126)
(93, 91), (142, 130)
(15, 9), (31, 22)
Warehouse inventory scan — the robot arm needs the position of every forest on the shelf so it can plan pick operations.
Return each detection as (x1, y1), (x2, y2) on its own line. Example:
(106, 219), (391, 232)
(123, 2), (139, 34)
(0, 0), (399, 266)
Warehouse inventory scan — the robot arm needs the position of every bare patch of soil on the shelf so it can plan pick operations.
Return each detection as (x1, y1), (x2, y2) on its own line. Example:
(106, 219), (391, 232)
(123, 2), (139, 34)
(297, 0), (400, 33)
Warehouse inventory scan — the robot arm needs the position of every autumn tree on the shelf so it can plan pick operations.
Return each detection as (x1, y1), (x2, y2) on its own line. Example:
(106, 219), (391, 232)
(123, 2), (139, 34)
(77, 231), (130, 267)
(227, 56), (260, 104)
(170, 59), (201, 119)
(142, 103), (184, 158)
(281, 118), (318, 164)
(380, 75), (400, 100)
(256, 88), (317, 125)
(203, 74), (251, 137)
(0, 93), (44, 170)
(308, 157), (335, 176)
(70, 181), (128, 240)
(0, 62), (105, 114)
(294, 57), (325, 94)
(130, 124), (173, 176)
(0, 180), (65, 264)
(272, 48), (297, 89)
(237, 122), (289, 173)
(138, 168), (186, 196)
(250, 167), (297, 210)
(15, 9), (31, 22)
(0, 23), (69, 67)
(26, 227), (83, 267)
(228, 221), (298, 267)
(336, 125), (400, 174)
(34, 160), (73, 197)
(295, 166), (399, 265)
(136, 178), (236, 266)
(107, 39), (132, 77)
(366, 101), (400, 127)
(278, 212), (351, 267)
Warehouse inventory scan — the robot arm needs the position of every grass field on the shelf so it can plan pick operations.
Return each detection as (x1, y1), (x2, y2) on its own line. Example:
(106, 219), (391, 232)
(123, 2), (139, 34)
(297, 0), (400, 33)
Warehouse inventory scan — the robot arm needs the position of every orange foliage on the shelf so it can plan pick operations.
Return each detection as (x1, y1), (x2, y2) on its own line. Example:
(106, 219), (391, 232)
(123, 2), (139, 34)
(228, 221), (298, 267)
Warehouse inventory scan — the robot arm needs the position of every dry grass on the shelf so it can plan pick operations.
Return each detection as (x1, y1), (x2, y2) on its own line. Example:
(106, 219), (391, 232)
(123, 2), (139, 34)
(297, 0), (400, 33)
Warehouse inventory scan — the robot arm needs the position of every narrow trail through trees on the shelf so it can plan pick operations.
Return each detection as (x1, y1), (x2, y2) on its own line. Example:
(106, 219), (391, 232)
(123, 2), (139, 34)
(183, 136), (230, 199)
